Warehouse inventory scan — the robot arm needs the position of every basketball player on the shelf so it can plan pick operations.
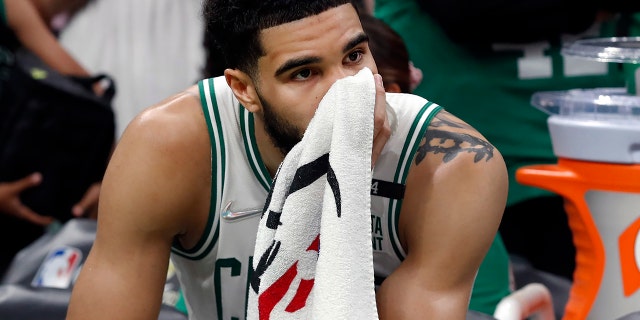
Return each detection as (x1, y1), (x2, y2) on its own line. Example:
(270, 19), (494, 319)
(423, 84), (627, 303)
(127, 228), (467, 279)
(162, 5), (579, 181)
(66, 1), (508, 319)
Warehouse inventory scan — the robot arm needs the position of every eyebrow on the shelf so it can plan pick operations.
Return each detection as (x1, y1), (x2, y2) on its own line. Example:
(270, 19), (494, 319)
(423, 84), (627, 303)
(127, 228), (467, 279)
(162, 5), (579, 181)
(273, 32), (370, 78)
(342, 32), (369, 54)
(274, 56), (322, 77)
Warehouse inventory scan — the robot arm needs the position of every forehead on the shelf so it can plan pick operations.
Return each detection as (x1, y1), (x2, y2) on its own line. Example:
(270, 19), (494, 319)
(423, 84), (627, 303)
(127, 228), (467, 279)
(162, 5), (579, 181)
(257, 4), (364, 75)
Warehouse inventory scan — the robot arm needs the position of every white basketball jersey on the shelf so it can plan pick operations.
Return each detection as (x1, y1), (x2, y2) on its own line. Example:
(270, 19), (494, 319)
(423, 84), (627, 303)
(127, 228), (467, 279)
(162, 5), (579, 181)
(170, 76), (442, 319)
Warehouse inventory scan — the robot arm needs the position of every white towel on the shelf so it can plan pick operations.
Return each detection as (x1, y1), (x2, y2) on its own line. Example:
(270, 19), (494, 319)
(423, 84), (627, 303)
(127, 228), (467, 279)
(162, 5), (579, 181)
(248, 68), (379, 320)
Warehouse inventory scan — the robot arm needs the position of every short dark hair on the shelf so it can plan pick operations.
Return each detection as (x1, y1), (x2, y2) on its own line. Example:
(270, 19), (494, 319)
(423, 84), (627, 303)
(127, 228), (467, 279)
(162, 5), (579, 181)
(203, 0), (353, 78)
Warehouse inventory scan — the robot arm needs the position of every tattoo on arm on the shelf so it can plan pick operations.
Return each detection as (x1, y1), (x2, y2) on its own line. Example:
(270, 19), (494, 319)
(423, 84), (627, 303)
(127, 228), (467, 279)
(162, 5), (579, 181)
(415, 114), (494, 165)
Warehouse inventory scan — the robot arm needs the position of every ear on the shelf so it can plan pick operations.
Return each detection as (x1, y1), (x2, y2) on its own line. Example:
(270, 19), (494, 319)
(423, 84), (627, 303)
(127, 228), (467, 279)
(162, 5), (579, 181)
(386, 82), (402, 94)
(224, 69), (261, 113)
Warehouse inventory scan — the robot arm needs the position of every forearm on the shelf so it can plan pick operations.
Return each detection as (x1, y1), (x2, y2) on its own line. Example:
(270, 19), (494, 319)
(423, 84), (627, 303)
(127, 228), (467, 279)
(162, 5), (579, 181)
(6, 0), (90, 77)
(66, 230), (173, 320)
(67, 258), (167, 320)
(376, 261), (471, 320)
(18, 24), (90, 77)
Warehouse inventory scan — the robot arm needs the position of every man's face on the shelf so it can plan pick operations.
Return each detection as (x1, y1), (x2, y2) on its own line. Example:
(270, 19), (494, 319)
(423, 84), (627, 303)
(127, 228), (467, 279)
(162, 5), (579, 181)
(253, 4), (378, 155)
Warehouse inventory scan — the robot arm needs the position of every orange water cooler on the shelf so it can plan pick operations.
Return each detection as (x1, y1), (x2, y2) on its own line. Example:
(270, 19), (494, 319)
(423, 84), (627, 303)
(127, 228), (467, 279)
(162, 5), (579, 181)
(517, 37), (640, 320)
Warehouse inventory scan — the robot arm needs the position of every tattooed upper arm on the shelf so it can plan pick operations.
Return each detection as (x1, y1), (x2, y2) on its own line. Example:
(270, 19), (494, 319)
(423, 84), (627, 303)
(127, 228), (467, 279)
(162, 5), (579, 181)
(414, 110), (494, 165)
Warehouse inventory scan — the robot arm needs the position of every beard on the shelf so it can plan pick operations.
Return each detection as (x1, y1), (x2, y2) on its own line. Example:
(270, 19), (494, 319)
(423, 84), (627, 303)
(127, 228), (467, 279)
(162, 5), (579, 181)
(257, 93), (304, 156)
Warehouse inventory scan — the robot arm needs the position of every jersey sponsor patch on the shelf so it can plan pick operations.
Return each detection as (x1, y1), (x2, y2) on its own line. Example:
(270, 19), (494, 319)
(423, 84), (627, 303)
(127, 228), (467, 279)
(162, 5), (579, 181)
(31, 246), (83, 289)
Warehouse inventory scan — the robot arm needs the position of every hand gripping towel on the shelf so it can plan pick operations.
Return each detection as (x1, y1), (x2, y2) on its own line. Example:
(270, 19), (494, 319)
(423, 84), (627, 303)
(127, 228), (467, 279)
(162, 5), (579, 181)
(247, 67), (379, 320)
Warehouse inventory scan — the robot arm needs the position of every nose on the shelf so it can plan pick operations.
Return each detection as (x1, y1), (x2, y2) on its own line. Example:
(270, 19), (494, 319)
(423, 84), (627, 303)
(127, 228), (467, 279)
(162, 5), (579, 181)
(328, 67), (359, 85)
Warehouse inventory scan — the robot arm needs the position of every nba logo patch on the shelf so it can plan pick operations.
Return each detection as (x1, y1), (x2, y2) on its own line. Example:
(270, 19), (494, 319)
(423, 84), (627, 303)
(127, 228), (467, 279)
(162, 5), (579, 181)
(31, 246), (83, 289)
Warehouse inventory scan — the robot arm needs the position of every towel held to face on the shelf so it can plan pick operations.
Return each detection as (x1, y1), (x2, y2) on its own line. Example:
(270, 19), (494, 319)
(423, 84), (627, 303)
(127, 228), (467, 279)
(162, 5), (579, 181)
(248, 67), (380, 320)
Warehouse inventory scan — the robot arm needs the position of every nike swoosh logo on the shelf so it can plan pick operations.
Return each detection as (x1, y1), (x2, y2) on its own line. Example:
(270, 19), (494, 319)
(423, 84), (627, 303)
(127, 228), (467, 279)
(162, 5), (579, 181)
(221, 201), (262, 221)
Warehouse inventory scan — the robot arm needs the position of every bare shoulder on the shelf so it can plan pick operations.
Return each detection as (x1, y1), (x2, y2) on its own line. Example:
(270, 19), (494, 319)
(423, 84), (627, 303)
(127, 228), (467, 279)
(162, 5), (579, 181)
(124, 85), (204, 146)
(409, 107), (508, 200)
(101, 85), (211, 236)
(399, 108), (508, 252)
(114, 83), (209, 193)
(415, 109), (499, 168)
(117, 85), (210, 166)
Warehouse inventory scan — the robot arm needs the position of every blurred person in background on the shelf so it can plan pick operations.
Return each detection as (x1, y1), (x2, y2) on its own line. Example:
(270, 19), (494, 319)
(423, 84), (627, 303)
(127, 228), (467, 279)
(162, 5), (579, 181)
(0, 0), (101, 277)
(1, 0), (91, 90)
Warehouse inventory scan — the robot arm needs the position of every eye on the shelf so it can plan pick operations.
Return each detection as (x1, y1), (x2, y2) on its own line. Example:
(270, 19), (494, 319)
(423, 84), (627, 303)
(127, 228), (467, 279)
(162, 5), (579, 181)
(292, 69), (313, 80)
(345, 50), (364, 64)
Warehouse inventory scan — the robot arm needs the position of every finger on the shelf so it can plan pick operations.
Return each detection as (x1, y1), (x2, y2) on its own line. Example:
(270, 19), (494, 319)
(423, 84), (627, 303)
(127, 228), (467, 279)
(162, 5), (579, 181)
(371, 74), (390, 168)
(72, 183), (101, 217)
(15, 203), (53, 226)
(372, 74), (388, 137)
(72, 204), (85, 217)
(371, 121), (391, 168)
(10, 172), (42, 193)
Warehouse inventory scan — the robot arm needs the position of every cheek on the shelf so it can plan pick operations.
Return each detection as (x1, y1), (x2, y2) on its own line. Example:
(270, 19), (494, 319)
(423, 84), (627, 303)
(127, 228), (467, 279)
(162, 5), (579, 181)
(284, 86), (324, 116)
(265, 88), (321, 130)
(291, 100), (322, 133)
(262, 77), (340, 129)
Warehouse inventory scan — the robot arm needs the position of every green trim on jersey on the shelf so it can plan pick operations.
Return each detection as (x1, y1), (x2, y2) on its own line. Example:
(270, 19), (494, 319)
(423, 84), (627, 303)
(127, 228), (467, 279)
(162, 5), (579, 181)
(240, 106), (272, 191)
(171, 79), (225, 259)
(388, 102), (442, 260)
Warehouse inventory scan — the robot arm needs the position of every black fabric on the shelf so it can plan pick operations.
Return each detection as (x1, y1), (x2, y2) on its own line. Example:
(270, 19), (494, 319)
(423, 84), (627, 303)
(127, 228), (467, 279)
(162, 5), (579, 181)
(617, 13), (634, 37)
(414, 0), (640, 47)
(0, 49), (116, 277)
(0, 20), (20, 101)
(499, 196), (576, 280)
(0, 48), (116, 222)
(0, 20), (19, 52)
(370, 179), (405, 200)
